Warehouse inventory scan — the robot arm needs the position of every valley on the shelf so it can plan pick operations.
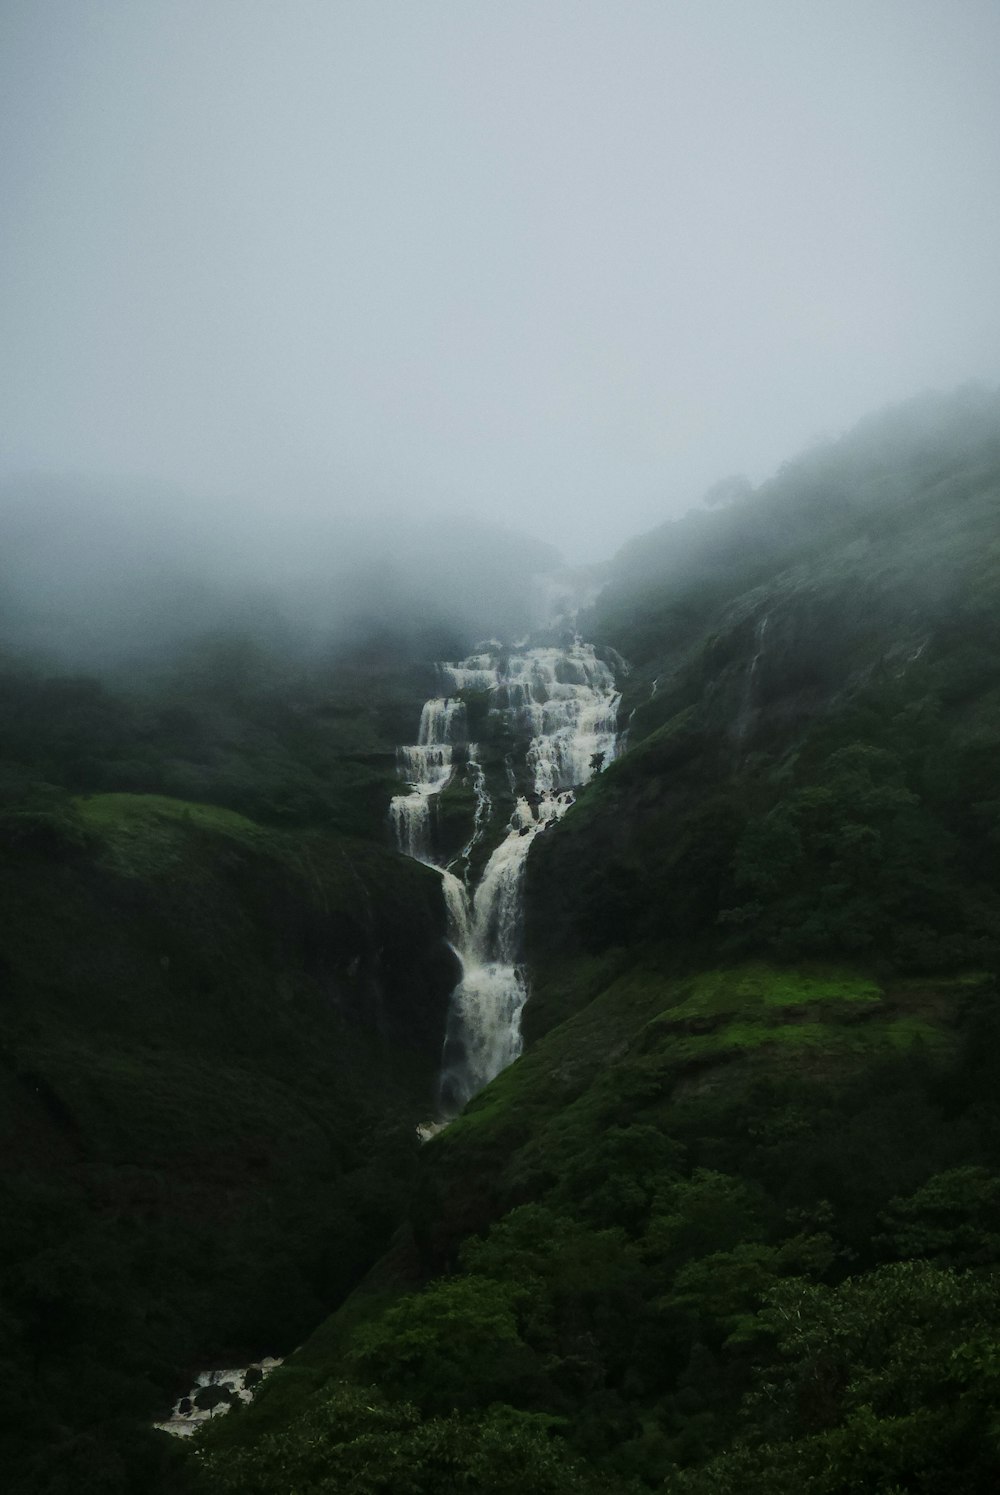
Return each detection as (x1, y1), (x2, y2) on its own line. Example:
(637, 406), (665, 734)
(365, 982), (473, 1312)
(1, 388), (999, 1492)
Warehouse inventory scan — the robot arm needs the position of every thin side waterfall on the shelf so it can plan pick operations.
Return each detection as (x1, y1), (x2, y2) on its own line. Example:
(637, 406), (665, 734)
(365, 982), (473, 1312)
(390, 639), (620, 1118)
(737, 611), (770, 742)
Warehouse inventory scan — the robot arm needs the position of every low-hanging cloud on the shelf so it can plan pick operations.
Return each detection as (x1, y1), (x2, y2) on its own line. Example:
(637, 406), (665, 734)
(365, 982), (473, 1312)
(1, 0), (998, 567)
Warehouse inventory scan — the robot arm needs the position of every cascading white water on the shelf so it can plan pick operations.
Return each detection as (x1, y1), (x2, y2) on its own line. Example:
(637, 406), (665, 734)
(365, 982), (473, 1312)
(388, 696), (466, 862)
(390, 639), (619, 1116)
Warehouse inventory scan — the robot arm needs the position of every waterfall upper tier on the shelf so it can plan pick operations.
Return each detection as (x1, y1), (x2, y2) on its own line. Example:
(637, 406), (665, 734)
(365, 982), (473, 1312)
(390, 639), (621, 1116)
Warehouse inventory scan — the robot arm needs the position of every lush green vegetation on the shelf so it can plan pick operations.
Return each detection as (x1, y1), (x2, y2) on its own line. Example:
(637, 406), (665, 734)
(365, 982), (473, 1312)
(187, 389), (1000, 1492)
(195, 957), (1000, 1491)
(525, 385), (1000, 999)
(4, 388), (1000, 1491)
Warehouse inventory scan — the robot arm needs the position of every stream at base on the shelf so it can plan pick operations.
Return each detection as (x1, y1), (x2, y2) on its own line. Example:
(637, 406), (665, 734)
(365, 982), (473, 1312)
(154, 1357), (283, 1438)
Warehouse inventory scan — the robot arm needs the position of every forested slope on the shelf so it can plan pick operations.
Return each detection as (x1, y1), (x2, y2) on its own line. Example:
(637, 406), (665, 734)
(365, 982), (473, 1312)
(527, 384), (1000, 1011)
(193, 389), (1000, 1494)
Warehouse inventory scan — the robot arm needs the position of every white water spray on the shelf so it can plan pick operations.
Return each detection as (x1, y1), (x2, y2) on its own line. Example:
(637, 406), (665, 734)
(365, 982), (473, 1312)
(390, 639), (620, 1116)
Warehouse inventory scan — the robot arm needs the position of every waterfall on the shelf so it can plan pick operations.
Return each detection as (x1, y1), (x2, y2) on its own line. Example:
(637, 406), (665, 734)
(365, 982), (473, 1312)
(737, 611), (770, 741)
(388, 695), (465, 861)
(390, 639), (620, 1116)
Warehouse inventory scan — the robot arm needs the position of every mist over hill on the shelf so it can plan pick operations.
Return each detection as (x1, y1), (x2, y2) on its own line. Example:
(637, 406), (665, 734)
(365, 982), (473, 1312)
(3, 0), (1000, 1485)
(0, 480), (562, 678)
(2, 385), (1000, 1493)
(602, 383), (1000, 636)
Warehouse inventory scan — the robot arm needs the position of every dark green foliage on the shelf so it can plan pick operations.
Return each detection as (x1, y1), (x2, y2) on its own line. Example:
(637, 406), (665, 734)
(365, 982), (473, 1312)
(8, 390), (1000, 1492)
(0, 787), (454, 1491)
(877, 1167), (1000, 1266)
(675, 1263), (1000, 1494)
(199, 1381), (630, 1494)
(345, 1274), (547, 1413)
(527, 388), (1000, 986)
(204, 958), (1000, 1488)
(722, 741), (972, 963)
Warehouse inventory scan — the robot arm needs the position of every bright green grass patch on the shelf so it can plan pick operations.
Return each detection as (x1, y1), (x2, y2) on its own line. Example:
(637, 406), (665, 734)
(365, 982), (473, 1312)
(76, 792), (269, 875)
(533, 958), (882, 1059)
(434, 960), (952, 1169)
(77, 792), (263, 837)
(431, 1057), (541, 1152)
(663, 962), (883, 1022)
(441, 963), (885, 1156)
(660, 1012), (947, 1067)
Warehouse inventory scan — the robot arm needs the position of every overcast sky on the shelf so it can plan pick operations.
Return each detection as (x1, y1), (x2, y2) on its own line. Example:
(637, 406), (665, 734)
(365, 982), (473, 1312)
(1, 0), (998, 563)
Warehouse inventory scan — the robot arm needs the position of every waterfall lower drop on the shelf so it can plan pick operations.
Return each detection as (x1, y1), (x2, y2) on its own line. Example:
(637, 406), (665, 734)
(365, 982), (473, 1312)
(391, 640), (620, 1119)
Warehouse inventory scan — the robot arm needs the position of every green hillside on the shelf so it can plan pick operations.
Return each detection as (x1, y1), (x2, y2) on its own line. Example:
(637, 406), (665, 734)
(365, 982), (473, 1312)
(190, 390), (1000, 1494)
(3, 389), (1000, 1492)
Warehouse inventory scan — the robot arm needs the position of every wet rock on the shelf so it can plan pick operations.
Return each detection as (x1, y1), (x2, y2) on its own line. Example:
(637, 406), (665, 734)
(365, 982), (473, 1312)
(193, 1384), (235, 1411)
